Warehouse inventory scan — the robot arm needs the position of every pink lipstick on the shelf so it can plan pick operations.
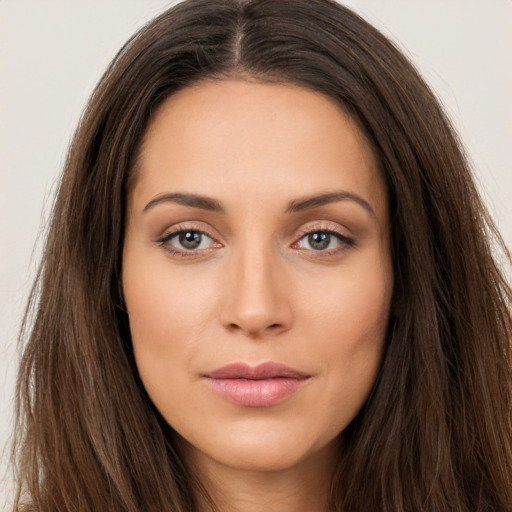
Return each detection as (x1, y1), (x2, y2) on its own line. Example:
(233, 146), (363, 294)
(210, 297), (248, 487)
(203, 362), (310, 407)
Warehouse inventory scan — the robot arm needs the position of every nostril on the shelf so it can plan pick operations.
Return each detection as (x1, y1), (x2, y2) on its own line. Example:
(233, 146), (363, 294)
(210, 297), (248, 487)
(226, 322), (282, 335)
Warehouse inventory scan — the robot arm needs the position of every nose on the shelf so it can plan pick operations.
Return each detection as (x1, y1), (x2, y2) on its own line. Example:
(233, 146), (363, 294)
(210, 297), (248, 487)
(219, 245), (293, 338)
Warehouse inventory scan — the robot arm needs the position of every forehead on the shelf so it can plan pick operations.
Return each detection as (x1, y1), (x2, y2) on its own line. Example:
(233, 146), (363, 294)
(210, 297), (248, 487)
(131, 80), (386, 219)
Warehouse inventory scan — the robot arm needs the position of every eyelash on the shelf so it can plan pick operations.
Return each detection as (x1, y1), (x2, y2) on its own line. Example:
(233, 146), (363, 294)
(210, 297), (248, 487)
(156, 223), (356, 258)
(156, 223), (219, 257)
(293, 226), (356, 255)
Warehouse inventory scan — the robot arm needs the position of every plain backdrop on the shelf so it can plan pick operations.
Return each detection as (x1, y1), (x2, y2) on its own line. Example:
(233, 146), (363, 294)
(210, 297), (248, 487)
(1, 0), (511, 508)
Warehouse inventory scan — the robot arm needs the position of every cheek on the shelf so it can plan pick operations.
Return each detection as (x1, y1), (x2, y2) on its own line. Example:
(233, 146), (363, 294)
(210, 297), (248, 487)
(301, 255), (392, 348)
(124, 237), (219, 331)
(300, 256), (392, 406)
(334, 278), (390, 345)
(122, 252), (217, 402)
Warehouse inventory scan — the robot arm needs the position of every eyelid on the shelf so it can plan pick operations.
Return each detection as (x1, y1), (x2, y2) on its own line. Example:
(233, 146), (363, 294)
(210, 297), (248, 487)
(154, 220), (355, 258)
(294, 220), (353, 241)
(291, 221), (356, 253)
(155, 221), (223, 256)
(156, 221), (220, 241)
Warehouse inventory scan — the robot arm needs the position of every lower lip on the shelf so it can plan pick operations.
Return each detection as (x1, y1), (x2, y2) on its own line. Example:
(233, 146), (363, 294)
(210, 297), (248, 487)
(205, 377), (308, 407)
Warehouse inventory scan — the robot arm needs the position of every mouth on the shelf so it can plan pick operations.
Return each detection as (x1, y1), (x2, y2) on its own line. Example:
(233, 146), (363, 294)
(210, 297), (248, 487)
(202, 362), (311, 407)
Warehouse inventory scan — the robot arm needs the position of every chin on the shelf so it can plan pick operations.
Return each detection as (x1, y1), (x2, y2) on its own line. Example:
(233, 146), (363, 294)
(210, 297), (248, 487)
(173, 415), (341, 475)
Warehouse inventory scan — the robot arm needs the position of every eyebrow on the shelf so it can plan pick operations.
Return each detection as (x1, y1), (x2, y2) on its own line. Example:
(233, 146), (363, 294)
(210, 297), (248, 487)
(285, 191), (375, 217)
(142, 190), (375, 217)
(143, 192), (224, 213)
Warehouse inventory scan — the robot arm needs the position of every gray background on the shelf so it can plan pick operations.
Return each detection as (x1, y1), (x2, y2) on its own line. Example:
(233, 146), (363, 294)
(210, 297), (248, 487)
(1, 1), (511, 508)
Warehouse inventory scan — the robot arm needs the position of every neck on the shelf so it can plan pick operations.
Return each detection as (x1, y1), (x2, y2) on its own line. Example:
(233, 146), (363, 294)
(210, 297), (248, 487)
(184, 442), (337, 512)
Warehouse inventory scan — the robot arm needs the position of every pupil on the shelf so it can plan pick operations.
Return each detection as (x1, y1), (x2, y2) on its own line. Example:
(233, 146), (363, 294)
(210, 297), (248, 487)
(179, 231), (202, 249)
(308, 232), (330, 250)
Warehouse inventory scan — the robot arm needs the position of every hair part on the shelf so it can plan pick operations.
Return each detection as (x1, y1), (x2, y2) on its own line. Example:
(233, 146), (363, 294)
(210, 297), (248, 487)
(14, 1), (512, 511)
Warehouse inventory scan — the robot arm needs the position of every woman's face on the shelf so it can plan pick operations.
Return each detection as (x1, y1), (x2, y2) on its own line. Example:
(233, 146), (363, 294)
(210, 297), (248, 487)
(123, 80), (393, 475)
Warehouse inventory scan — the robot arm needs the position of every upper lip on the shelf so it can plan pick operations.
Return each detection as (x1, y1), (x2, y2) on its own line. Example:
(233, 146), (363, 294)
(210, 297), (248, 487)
(204, 362), (310, 380)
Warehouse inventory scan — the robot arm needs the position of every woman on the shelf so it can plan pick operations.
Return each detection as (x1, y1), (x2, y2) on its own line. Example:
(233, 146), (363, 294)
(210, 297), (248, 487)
(13, 0), (512, 511)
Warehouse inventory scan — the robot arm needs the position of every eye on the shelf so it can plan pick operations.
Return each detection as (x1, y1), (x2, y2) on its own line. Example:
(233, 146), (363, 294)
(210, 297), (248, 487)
(173, 230), (209, 250)
(295, 230), (355, 253)
(157, 227), (220, 256)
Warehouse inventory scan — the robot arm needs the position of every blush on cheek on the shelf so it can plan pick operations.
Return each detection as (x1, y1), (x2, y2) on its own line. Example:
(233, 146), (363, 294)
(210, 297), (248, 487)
(323, 277), (390, 335)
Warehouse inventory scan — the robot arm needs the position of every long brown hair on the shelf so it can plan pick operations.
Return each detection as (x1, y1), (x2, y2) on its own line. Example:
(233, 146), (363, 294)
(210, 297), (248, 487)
(13, 1), (512, 511)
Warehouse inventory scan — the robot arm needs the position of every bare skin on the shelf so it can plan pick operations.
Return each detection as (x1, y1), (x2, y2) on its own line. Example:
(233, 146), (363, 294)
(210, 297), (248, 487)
(123, 80), (393, 512)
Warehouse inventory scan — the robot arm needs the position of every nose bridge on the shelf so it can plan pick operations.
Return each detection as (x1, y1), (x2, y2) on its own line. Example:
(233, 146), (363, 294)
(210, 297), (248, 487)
(220, 234), (291, 336)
